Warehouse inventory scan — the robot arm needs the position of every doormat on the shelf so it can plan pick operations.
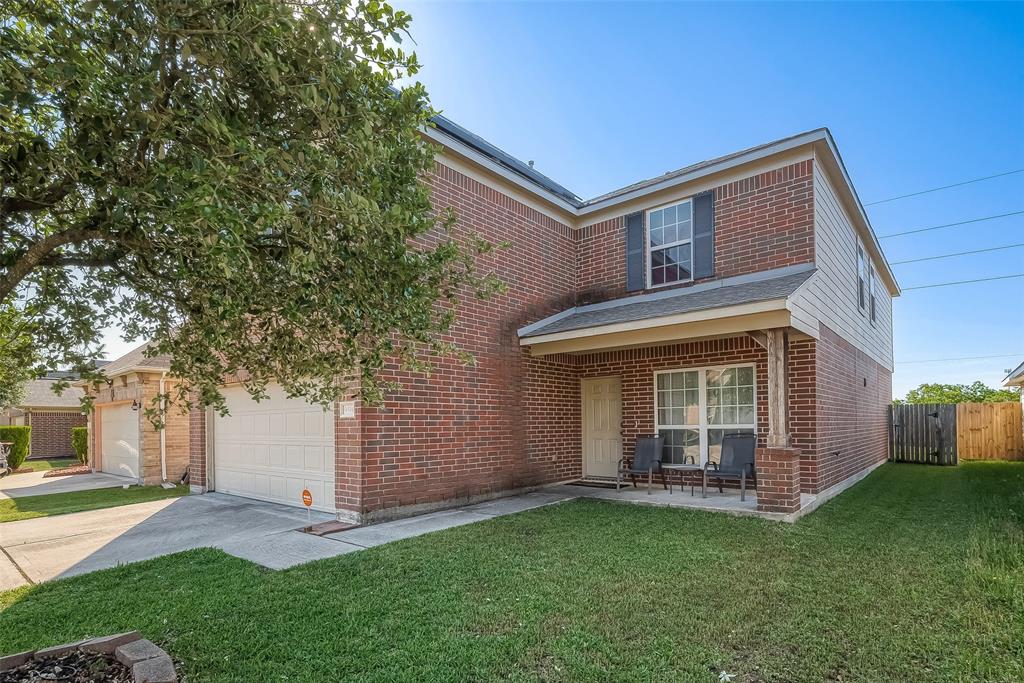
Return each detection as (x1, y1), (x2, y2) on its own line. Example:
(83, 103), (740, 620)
(566, 480), (621, 490)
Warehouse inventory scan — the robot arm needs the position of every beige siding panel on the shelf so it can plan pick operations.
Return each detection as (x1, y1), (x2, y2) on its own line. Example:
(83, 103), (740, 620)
(806, 160), (894, 370)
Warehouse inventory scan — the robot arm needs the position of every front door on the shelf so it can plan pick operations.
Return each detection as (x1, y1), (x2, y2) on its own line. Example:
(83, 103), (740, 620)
(582, 376), (622, 478)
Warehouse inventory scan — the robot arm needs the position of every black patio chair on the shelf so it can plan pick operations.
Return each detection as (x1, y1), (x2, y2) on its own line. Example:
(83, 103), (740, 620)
(703, 433), (757, 501)
(616, 435), (667, 494)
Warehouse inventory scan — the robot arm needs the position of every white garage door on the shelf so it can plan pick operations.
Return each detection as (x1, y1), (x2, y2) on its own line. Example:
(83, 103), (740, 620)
(214, 384), (335, 512)
(100, 404), (140, 479)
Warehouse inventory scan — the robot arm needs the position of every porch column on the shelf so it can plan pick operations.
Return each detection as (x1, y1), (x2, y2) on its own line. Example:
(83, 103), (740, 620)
(757, 328), (801, 516)
(765, 328), (789, 448)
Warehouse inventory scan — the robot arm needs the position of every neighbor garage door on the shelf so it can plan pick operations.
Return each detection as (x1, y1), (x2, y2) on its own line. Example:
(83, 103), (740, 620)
(100, 404), (140, 479)
(214, 384), (335, 512)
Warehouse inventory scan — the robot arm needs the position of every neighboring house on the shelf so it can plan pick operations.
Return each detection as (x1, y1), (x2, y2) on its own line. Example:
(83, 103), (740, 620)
(0, 375), (87, 459)
(176, 121), (899, 523)
(80, 343), (189, 484)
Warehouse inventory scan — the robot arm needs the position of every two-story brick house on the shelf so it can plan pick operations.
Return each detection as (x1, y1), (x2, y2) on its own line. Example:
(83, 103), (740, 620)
(179, 120), (897, 523)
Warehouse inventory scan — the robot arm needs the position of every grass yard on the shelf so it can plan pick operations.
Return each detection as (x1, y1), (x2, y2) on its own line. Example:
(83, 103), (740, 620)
(1, 463), (1022, 682)
(14, 458), (78, 473)
(0, 485), (188, 523)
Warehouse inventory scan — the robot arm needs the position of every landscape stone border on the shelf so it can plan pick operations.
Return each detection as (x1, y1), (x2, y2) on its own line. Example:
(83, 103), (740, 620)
(0, 631), (176, 682)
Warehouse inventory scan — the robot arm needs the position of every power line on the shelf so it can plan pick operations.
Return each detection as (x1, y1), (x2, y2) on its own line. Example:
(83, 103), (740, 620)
(878, 210), (1024, 238)
(865, 169), (1024, 206)
(902, 273), (1024, 291)
(896, 353), (1024, 365)
(889, 243), (1024, 265)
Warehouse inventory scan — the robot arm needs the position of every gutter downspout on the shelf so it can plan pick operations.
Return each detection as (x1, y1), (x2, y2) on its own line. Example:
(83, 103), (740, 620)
(159, 372), (167, 482)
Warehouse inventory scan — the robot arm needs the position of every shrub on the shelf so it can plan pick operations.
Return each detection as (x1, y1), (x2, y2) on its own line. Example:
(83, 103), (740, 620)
(71, 426), (89, 464)
(0, 426), (31, 470)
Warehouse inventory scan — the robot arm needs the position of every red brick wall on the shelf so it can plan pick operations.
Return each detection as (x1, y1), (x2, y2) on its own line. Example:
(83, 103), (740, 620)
(576, 217), (625, 305)
(810, 324), (891, 493)
(27, 410), (85, 458)
(356, 162), (578, 516)
(573, 336), (815, 461)
(575, 159), (815, 303)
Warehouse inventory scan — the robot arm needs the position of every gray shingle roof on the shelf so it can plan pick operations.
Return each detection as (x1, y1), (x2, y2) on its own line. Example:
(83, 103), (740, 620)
(520, 268), (816, 339)
(1005, 360), (1024, 386)
(20, 379), (84, 409)
(101, 341), (172, 378)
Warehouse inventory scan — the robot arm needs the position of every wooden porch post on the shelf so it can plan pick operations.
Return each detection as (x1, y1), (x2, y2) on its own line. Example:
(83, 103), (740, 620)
(765, 328), (790, 448)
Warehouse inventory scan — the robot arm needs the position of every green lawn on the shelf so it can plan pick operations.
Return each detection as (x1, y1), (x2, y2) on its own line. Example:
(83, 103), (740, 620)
(1, 464), (1021, 682)
(0, 485), (188, 523)
(15, 458), (78, 473)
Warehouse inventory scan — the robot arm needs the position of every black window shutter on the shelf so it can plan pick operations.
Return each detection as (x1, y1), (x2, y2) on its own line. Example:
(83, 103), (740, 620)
(625, 212), (645, 292)
(692, 190), (715, 279)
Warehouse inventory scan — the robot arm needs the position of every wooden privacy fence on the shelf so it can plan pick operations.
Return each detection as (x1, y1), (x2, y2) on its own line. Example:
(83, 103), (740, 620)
(889, 403), (958, 465)
(889, 401), (1024, 465)
(956, 402), (1024, 460)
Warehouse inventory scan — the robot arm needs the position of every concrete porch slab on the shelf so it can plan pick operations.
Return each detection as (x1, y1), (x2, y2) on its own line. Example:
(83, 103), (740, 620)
(544, 482), (816, 522)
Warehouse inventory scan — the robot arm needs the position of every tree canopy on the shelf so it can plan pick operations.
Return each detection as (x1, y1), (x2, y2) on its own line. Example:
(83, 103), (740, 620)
(1, 0), (498, 414)
(897, 381), (1021, 405)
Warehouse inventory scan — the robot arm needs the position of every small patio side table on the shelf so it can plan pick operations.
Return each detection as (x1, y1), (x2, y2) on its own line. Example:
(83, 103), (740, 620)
(661, 464), (702, 496)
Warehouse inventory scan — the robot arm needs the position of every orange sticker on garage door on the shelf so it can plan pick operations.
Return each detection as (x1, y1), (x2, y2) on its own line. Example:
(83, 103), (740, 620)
(301, 489), (313, 507)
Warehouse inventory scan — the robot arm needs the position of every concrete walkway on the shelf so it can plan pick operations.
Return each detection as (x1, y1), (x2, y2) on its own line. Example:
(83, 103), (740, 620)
(0, 471), (136, 500)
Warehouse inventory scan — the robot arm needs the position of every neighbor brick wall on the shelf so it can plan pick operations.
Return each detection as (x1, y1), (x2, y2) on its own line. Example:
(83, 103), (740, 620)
(356, 161), (578, 517)
(188, 392), (206, 489)
(810, 324), (891, 493)
(575, 159), (815, 304)
(27, 410), (85, 458)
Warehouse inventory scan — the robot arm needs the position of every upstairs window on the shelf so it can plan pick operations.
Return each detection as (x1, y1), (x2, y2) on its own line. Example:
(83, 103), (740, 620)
(647, 199), (693, 287)
(868, 265), (877, 324)
(856, 244), (867, 313)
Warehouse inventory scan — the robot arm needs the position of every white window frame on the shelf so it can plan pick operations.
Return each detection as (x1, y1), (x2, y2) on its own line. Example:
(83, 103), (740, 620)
(646, 198), (694, 289)
(868, 264), (877, 324)
(856, 243), (867, 314)
(653, 363), (757, 466)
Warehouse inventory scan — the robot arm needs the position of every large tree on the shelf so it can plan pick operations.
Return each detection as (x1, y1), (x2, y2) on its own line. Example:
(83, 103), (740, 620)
(1, 0), (498, 414)
(899, 381), (1021, 405)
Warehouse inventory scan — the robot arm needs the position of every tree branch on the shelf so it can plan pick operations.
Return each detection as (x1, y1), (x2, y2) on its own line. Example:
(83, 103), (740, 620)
(0, 227), (106, 301)
(0, 182), (73, 215)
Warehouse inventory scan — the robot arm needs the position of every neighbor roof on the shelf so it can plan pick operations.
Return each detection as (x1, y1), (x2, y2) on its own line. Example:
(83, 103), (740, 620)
(519, 265), (816, 340)
(20, 379), (84, 409)
(1004, 360), (1024, 387)
(100, 341), (172, 378)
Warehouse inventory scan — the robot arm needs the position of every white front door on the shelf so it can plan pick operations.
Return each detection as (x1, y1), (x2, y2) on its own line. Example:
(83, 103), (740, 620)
(214, 384), (336, 512)
(582, 377), (622, 478)
(100, 404), (140, 479)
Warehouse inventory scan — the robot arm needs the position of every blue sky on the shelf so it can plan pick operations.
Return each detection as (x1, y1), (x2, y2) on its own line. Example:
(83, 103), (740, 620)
(100, 2), (1023, 398)
(391, 0), (1024, 398)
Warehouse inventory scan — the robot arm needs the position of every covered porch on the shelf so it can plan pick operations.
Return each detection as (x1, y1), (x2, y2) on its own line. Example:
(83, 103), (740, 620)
(520, 266), (819, 515)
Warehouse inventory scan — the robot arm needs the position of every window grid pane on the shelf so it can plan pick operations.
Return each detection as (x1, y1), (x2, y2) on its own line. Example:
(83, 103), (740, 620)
(649, 200), (693, 286)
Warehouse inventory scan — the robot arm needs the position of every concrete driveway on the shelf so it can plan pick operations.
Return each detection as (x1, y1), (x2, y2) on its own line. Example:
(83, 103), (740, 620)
(0, 471), (135, 500)
(0, 494), (357, 591)
(0, 489), (577, 592)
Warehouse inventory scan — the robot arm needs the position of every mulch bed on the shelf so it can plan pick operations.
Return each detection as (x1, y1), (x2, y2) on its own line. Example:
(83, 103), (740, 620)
(42, 465), (92, 478)
(0, 651), (131, 682)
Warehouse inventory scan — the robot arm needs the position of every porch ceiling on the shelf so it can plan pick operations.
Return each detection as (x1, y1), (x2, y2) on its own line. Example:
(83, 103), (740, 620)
(519, 265), (817, 356)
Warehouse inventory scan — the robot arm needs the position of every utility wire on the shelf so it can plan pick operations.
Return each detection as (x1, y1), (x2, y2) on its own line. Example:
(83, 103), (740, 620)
(889, 243), (1024, 265)
(896, 353), (1024, 365)
(878, 210), (1024, 238)
(902, 273), (1024, 291)
(865, 169), (1024, 206)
